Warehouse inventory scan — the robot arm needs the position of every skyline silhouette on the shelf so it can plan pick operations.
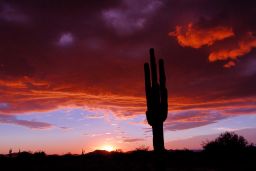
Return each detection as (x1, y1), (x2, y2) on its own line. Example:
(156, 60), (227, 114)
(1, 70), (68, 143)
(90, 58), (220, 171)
(1, 0), (256, 155)
(1, 132), (256, 171)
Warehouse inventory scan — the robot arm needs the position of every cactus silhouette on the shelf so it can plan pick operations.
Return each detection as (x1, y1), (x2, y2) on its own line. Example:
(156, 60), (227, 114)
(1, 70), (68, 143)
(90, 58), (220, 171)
(144, 48), (168, 152)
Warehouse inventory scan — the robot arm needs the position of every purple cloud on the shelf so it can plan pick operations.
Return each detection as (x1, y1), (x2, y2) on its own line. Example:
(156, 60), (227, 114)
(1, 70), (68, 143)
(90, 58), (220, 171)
(164, 110), (227, 131)
(0, 114), (53, 129)
(123, 138), (144, 142)
(58, 32), (74, 47)
(102, 0), (162, 34)
(0, 4), (28, 23)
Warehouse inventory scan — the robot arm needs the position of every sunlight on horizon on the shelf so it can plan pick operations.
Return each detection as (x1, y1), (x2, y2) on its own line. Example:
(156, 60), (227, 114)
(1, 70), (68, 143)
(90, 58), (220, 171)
(100, 145), (115, 152)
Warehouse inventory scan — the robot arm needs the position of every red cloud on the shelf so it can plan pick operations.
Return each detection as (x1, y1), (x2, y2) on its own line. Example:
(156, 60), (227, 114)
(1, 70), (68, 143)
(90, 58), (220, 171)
(1, 76), (256, 131)
(0, 77), (146, 118)
(169, 23), (234, 48)
(170, 23), (256, 68)
(209, 32), (256, 65)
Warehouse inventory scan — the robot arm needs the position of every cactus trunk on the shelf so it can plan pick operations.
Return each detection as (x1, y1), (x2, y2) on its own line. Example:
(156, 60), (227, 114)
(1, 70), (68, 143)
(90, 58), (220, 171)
(152, 123), (165, 152)
(144, 48), (168, 152)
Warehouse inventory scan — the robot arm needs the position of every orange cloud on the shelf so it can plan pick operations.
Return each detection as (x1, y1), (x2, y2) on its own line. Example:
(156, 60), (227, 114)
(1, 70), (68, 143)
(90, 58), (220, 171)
(0, 76), (49, 89)
(170, 23), (256, 67)
(0, 77), (146, 118)
(0, 78), (254, 117)
(209, 32), (256, 65)
(1, 76), (256, 131)
(169, 23), (234, 48)
(223, 61), (236, 68)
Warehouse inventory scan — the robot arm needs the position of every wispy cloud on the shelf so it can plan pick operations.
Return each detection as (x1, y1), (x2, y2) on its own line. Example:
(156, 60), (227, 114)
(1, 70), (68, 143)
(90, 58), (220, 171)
(122, 138), (144, 143)
(0, 114), (53, 129)
(85, 113), (104, 119)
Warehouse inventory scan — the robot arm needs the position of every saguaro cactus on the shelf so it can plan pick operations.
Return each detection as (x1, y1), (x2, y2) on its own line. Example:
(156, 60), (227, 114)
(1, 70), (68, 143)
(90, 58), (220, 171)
(144, 48), (168, 152)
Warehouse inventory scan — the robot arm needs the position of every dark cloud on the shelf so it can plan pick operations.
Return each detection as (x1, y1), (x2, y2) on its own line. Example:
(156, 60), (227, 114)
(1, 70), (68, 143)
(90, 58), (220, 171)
(0, 3), (29, 23)
(0, 0), (256, 130)
(102, 0), (163, 35)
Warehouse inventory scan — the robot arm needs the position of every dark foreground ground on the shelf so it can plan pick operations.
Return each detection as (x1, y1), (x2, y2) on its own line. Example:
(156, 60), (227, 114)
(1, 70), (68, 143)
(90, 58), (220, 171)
(1, 149), (256, 171)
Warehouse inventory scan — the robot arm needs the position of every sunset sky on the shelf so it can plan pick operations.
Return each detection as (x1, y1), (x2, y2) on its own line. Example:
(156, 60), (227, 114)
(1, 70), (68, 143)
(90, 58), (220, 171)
(1, 0), (256, 154)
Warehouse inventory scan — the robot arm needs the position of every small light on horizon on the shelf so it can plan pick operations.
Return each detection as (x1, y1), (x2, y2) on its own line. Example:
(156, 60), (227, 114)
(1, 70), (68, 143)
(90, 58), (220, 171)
(100, 145), (115, 152)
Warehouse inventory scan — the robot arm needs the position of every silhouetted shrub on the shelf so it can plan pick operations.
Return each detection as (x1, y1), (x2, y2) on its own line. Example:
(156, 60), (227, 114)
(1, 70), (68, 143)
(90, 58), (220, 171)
(203, 132), (248, 154)
(113, 149), (123, 153)
(17, 151), (33, 158)
(34, 151), (46, 158)
(135, 145), (149, 151)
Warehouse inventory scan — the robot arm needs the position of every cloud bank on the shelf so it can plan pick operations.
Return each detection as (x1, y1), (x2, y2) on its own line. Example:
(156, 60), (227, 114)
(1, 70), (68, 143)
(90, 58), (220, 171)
(0, 0), (256, 130)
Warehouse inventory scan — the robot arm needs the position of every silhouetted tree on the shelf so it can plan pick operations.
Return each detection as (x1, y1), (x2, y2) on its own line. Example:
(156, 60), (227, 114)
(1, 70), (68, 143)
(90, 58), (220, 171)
(203, 132), (248, 154)
(144, 48), (168, 152)
(8, 148), (12, 157)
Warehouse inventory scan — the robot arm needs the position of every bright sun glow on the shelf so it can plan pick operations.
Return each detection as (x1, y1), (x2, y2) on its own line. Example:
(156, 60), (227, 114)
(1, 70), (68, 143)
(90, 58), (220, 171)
(101, 145), (115, 152)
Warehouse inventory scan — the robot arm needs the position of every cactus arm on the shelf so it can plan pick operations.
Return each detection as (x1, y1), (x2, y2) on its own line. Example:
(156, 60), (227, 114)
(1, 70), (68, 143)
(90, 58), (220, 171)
(146, 111), (153, 126)
(144, 63), (153, 126)
(160, 87), (168, 121)
(150, 48), (161, 123)
(150, 48), (158, 86)
(144, 63), (151, 107)
(159, 59), (168, 121)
